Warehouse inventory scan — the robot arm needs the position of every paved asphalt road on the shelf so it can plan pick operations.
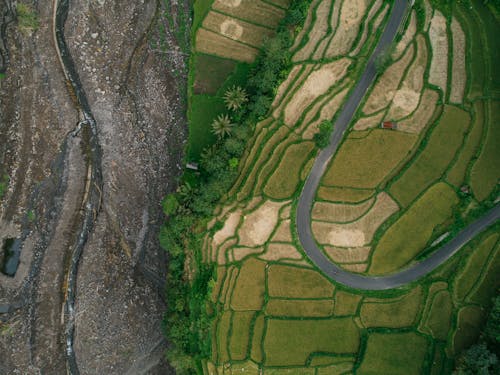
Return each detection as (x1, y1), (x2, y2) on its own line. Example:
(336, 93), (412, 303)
(296, 0), (500, 290)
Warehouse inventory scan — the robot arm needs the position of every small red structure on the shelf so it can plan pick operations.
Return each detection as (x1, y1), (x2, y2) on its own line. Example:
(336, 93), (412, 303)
(380, 121), (398, 130)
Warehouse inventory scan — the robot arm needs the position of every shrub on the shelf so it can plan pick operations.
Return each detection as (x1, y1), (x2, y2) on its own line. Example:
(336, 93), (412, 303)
(313, 120), (334, 149)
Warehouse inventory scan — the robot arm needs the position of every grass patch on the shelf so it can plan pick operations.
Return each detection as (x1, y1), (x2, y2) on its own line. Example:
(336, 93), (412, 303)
(267, 264), (334, 299)
(369, 182), (458, 275)
(188, 95), (226, 161)
(218, 311), (232, 363)
(229, 311), (255, 360)
(453, 305), (485, 354)
(265, 299), (333, 317)
(390, 106), (470, 207)
(446, 100), (484, 187)
(317, 186), (375, 203)
(193, 0), (214, 32)
(357, 332), (428, 375)
(264, 367), (315, 374)
(360, 287), (423, 328)
(231, 258), (266, 311)
(453, 233), (498, 302)
(322, 130), (417, 189)
(470, 100), (500, 201)
(317, 362), (354, 374)
(468, 243), (500, 306)
(264, 141), (315, 199)
(193, 54), (237, 95)
(333, 290), (362, 316)
(423, 290), (452, 340)
(0, 174), (9, 201)
(250, 314), (265, 363)
(263, 318), (360, 366)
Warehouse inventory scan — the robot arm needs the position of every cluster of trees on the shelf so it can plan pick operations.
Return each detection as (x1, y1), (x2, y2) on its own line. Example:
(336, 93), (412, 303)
(454, 295), (500, 374)
(314, 120), (334, 149)
(161, 1), (313, 373)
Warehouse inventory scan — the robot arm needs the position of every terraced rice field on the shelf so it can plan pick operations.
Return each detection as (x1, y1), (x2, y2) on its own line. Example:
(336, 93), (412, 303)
(195, 0), (500, 373)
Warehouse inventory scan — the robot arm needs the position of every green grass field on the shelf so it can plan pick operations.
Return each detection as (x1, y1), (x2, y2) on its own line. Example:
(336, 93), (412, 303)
(357, 332), (428, 375)
(333, 290), (362, 316)
(369, 182), (458, 274)
(263, 318), (360, 366)
(322, 130), (417, 189)
(265, 299), (333, 317)
(453, 306), (484, 354)
(229, 311), (254, 360)
(390, 106), (470, 206)
(193, 54), (238, 94)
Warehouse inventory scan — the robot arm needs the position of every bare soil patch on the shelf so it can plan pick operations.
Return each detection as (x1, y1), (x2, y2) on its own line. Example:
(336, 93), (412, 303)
(312, 197), (374, 222)
(324, 246), (371, 263)
(353, 111), (384, 131)
(196, 28), (259, 62)
(213, 210), (242, 246)
(238, 200), (285, 246)
(342, 263), (368, 273)
(202, 11), (274, 48)
(450, 17), (466, 104)
(293, 0), (332, 62)
(212, 0), (285, 28)
(350, 0), (385, 57)
(428, 11), (448, 94)
(312, 0), (343, 60)
(232, 246), (264, 262)
(398, 89), (439, 133)
(217, 237), (238, 264)
(271, 219), (293, 242)
(423, 0), (433, 31)
(363, 43), (415, 115)
(312, 192), (399, 247)
(284, 59), (351, 126)
(272, 64), (303, 109)
(260, 243), (303, 261)
(325, 0), (369, 58)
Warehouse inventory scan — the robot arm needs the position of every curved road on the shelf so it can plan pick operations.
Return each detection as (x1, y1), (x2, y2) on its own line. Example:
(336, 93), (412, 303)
(296, 0), (500, 291)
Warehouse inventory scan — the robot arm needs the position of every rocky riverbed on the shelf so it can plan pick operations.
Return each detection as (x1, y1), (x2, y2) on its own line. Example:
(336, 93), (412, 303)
(0, 0), (188, 373)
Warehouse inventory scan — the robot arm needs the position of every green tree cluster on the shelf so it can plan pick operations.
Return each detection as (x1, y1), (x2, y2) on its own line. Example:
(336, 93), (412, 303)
(313, 120), (334, 149)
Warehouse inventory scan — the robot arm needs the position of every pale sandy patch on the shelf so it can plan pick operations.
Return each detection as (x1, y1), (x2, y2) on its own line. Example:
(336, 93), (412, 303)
(302, 86), (350, 139)
(312, 0), (343, 60)
(242, 196), (263, 212)
(212, 0), (285, 28)
(363, 43), (415, 115)
(238, 200), (286, 246)
(280, 205), (292, 220)
(423, 0), (433, 32)
(324, 246), (371, 263)
(297, 91), (333, 135)
(284, 59), (351, 126)
(392, 11), (416, 60)
(196, 28), (259, 62)
(342, 263), (368, 273)
(271, 220), (293, 242)
(273, 64), (316, 118)
(312, 192), (399, 247)
(353, 111), (384, 131)
(217, 237), (238, 264)
(291, 0), (320, 51)
(428, 11), (448, 95)
(325, 0), (369, 58)
(260, 243), (303, 261)
(386, 35), (429, 120)
(350, 0), (385, 57)
(450, 17), (466, 104)
(312, 197), (374, 222)
(398, 89), (439, 133)
(202, 11), (274, 48)
(213, 210), (242, 246)
(232, 246), (264, 262)
(272, 65), (303, 109)
(293, 0), (332, 62)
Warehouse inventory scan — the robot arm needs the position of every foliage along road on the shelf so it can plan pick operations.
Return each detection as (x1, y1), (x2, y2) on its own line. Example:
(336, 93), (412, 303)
(296, 0), (500, 291)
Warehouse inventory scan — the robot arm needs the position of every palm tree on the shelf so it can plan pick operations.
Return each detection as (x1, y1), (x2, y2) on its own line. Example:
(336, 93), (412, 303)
(223, 86), (248, 111)
(211, 114), (234, 138)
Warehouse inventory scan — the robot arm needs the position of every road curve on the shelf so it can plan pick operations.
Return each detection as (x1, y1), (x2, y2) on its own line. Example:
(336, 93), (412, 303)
(296, 0), (500, 291)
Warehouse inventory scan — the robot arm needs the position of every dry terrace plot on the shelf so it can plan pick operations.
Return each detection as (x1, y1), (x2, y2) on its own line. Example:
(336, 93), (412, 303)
(317, 186), (375, 203)
(229, 311), (254, 360)
(325, 0), (370, 58)
(324, 246), (371, 264)
(196, 28), (259, 62)
(212, 0), (286, 29)
(201, 11), (275, 48)
(428, 11), (448, 95)
(350, 0), (386, 57)
(237, 200), (285, 247)
(313, 192), (399, 247)
(260, 243), (302, 261)
(322, 130), (418, 189)
(284, 59), (351, 126)
(312, 196), (375, 222)
(230, 258), (266, 311)
(265, 299), (334, 317)
(397, 88), (439, 134)
(386, 35), (428, 121)
(392, 11), (417, 60)
(267, 264), (334, 298)
(450, 17), (466, 103)
(363, 43), (415, 115)
(370, 182), (458, 275)
(263, 318), (360, 366)
(353, 111), (385, 131)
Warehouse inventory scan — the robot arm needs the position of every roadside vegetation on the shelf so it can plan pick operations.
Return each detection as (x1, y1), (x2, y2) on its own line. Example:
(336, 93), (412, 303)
(161, 0), (500, 373)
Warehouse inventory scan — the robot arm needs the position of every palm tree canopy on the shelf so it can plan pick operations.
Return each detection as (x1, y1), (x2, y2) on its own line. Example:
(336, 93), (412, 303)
(211, 114), (234, 138)
(224, 86), (248, 111)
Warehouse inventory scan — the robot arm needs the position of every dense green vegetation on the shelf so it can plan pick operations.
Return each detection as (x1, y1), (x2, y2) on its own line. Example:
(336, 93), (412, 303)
(0, 174), (9, 201)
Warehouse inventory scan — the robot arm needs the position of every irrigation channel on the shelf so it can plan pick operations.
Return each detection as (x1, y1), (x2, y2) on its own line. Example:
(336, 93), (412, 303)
(296, 0), (500, 291)
(53, 0), (103, 373)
